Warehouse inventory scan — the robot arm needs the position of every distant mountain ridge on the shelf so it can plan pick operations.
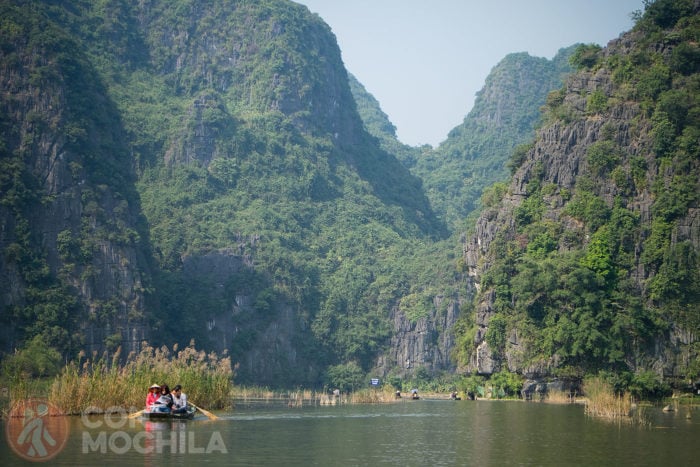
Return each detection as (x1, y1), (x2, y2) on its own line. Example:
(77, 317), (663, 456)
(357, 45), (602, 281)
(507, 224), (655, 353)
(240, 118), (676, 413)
(415, 49), (575, 229)
(351, 48), (575, 229)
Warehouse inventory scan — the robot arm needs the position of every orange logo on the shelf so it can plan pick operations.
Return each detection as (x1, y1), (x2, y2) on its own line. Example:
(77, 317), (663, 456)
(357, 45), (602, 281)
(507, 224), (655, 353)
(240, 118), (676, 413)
(5, 399), (69, 462)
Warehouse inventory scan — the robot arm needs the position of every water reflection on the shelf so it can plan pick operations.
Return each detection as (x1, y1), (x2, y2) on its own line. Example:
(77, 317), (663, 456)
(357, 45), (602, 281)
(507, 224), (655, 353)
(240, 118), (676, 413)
(1, 400), (699, 466)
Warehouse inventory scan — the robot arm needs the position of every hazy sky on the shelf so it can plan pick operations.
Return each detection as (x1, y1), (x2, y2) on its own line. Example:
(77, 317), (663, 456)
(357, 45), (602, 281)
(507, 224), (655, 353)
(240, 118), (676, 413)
(294, 0), (646, 147)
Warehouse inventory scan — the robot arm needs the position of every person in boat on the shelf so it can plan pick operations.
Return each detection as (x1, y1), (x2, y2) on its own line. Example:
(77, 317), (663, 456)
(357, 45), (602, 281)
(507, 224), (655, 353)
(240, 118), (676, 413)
(152, 384), (174, 413)
(146, 384), (161, 408)
(171, 384), (188, 414)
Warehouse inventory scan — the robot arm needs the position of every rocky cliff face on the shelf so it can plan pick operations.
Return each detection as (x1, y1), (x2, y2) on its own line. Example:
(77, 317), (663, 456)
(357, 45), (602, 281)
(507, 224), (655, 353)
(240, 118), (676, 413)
(139, 0), (360, 148)
(462, 12), (700, 379)
(0, 5), (152, 354)
(377, 296), (462, 377)
(3, 0), (695, 389)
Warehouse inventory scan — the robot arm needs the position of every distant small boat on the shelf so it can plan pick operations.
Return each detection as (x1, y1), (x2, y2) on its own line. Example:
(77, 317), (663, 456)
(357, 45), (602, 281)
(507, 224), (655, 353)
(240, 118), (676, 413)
(142, 405), (197, 420)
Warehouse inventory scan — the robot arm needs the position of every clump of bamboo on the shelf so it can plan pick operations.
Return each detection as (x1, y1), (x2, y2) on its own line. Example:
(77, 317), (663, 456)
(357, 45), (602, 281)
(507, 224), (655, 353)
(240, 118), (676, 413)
(48, 341), (233, 414)
(583, 376), (632, 419)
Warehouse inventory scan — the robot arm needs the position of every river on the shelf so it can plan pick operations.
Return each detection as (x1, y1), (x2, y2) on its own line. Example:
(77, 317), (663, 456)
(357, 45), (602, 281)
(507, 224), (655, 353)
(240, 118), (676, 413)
(2, 398), (698, 466)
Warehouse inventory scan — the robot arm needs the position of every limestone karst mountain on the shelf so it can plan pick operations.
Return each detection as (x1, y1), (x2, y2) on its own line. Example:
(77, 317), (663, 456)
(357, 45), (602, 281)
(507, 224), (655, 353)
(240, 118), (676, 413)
(1, 0), (697, 390)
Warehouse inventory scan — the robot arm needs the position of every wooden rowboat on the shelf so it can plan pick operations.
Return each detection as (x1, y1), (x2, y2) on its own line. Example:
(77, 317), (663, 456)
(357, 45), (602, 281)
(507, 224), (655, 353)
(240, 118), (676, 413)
(142, 405), (197, 420)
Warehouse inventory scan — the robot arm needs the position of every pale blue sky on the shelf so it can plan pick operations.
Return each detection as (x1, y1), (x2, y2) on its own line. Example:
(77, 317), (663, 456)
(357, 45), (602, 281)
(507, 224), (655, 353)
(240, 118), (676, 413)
(295, 0), (646, 146)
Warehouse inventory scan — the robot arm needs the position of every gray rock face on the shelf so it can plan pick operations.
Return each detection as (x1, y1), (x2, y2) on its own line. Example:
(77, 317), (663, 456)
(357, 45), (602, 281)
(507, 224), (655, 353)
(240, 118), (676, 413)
(461, 28), (700, 378)
(375, 296), (461, 377)
(521, 378), (580, 401)
(0, 25), (151, 355)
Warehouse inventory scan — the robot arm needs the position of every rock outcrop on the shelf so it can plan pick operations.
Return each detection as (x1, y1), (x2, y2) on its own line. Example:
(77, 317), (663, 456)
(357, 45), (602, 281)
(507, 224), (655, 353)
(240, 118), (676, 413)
(462, 12), (700, 378)
(0, 7), (152, 355)
(375, 295), (462, 377)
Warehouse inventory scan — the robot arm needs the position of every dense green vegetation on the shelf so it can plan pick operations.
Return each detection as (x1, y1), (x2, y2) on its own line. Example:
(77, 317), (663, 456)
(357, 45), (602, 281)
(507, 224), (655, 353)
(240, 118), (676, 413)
(404, 49), (574, 230)
(0, 0), (457, 388)
(0, 0), (697, 395)
(453, 0), (700, 387)
(0, 0), (153, 356)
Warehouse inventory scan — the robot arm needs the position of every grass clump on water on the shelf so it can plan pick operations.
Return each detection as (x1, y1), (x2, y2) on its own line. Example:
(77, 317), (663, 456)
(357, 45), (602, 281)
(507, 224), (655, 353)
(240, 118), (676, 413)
(583, 375), (634, 420)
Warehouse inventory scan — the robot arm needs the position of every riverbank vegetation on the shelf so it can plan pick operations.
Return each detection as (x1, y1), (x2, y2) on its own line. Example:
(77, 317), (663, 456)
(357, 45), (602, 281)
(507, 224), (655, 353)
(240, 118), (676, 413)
(583, 376), (634, 419)
(1, 341), (233, 415)
(580, 372), (699, 425)
(233, 385), (398, 406)
(51, 342), (233, 414)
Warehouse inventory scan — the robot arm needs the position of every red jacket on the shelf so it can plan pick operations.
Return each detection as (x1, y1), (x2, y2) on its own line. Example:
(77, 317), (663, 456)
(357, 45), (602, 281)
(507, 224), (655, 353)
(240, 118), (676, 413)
(146, 392), (159, 408)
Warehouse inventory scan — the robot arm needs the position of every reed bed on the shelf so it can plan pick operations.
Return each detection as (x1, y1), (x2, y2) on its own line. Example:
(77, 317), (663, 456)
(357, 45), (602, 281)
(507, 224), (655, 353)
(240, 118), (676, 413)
(545, 389), (577, 404)
(285, 389), (318, 407)
(232, 386), (399, 406)
(583, 376), (633, 420)
(1, 378), (53, 413)
(348, 387), (398, 404)
(48, 341), (233, 415)
(234, 386), (280, 401)
(234, 387), (332, 407)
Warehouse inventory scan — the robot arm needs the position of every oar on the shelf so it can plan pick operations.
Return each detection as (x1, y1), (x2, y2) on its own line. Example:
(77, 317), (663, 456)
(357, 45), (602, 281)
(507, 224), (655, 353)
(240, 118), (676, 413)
(128, 409), (144, 419)
(190, 403), (219, 420)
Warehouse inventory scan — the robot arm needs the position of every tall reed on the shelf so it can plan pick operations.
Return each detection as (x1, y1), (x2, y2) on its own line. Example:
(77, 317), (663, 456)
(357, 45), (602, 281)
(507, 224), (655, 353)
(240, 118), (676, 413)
(583, 376), (632, 419)
(348, 387), (397, 404)
(48, 341), (233, 414)
(233, 386), (279, 401)
(545, 389), (576, 404)
(1, 377), (53, 414)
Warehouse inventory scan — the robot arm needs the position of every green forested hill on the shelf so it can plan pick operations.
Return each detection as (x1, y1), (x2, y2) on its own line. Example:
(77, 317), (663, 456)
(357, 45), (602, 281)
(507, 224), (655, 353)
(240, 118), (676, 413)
(350, 49), (574, 231)
(412, 49), (575, 229)
(1, 0), (696, 391)
(455, 0), (700, 386)
(0, 0), (449, 385)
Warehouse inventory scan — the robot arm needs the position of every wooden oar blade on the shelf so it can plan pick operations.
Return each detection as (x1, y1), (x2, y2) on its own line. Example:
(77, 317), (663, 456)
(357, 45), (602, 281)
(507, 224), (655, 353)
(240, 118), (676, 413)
(128, 409), (144, 419)
(191, 403), (219, 420)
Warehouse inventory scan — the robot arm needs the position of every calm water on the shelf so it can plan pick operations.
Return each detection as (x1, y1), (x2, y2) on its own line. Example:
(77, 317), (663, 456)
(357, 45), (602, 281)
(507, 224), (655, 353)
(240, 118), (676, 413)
(2, 399), (699, 466)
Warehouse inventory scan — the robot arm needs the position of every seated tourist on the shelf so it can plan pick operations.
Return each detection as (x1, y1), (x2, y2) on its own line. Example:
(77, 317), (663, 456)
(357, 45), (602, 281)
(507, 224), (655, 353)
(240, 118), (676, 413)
(171, 384), (188, 414)
(146, 384), (160, 408)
